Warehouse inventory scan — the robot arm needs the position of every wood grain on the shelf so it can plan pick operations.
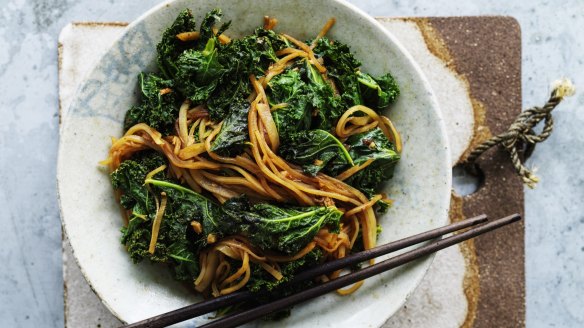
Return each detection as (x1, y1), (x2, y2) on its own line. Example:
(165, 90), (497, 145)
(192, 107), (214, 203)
(428, 17), (525, 327)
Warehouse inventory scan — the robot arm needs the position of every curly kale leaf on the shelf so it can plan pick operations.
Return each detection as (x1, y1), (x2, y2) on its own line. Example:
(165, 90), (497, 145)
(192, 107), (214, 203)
(146, 179), (223, 250)
(210, 98), (250, 156)
(343, 127), (400, 194)
(250, 28), (288, 67)
(267, 63), (345, 139)
(312, 38), (401, 111)
(280, 127), (400, 198)
(374, 72), (400, 106)
(268, 68), (306, 102)
(302, 61), (344, 130)
(207, 28), (286, 121)
(279, 129), (353, 176)
(156, 8), (228, 78)
(144, 178), (334, 255)
(312, 37), (363, 108)
(111, 152), (168, 263)
(198, 8), (226, 46)
(312, 37), (361, 72)
(119, 216), (159, 263)
(267, 69), (313, 139)
(167, 238), (200, 281)
(206, 79), (250, 121)
(218, 28), (286, 78)
(336, 73), (363, 109)
(221, 196), (342, 254)
(175, 38), (228, 104)
(156, 9), (198, 79)
(174, 17), (284, 112)
(111, 151), (201, 280)
(124, 73), (180, 135)
(112, 150), (166, 214)
(357, 72), (400, 110)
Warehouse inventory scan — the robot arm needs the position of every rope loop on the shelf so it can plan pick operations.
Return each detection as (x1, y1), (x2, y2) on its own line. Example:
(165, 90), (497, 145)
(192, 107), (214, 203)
(464, 79), (575, 188)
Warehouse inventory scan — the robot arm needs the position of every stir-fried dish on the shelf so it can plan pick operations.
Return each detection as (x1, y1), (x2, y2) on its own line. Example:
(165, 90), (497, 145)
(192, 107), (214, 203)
(101, 8), (402, 300)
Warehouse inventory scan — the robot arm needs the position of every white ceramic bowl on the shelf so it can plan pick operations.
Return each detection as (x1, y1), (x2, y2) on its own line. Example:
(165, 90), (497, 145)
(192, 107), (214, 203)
(57, 0), (451, 326)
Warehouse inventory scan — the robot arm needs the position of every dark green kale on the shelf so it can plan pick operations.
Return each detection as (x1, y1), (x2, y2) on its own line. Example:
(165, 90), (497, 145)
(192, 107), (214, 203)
(279, 129), (353, 176)
(312, 37), (363, 108)
(220, 28), (286, 77)
(167, 239), (200, 281)
(279, 127), (400, 195)
(357, 72), (400, 110)
(251, 28), (288, 67)
(111, 151), (202, 281)
(198, 8), (225, 45)
(206, 80), (250, 121)
(221, 196), (342, 254)
(208, 28), (286, 121)
(268, 69), (313, 139)
(266, 60), (344, 140)
(175, 38), (228, 104)
(124, 72), (179, 134)
(302, 61), (344, 130)
(268, 68), (306, 102)
(374, 198), (392, 214)
(156, 8), (228, 79)
(342, 127), (400, 195)
(312, 37), (361, 72)
(156, 9), (198, 79)
(112, 150), (166, 220)
(266, 62), (343, 138)
(218, 28), (285, 77)
(267, 60), (346, 137)
(374, 73), (400, 106)
(210, 98), (250, 156)
(112, 152), (167, 263)
(312, 38), (400, 112)
(145, 179), (223, 250)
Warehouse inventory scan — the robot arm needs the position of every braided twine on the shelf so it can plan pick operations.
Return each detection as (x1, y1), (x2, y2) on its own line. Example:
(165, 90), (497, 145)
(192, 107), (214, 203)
(464, 79), (576, 188)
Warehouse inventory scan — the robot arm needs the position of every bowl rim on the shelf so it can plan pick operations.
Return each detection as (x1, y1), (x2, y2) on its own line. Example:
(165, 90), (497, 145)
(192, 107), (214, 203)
(57, 0), (451, 325)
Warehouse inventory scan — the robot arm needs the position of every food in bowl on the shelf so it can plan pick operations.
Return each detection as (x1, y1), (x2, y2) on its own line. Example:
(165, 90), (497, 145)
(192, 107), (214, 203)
(101, 7), (402, 303)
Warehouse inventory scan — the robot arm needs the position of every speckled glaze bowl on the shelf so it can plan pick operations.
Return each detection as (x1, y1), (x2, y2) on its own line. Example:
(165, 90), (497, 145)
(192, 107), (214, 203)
(57, 0), (451, 326)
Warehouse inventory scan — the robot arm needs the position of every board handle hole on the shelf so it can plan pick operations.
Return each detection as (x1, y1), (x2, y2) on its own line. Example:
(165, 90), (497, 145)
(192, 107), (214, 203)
(452, 163), (484, 196)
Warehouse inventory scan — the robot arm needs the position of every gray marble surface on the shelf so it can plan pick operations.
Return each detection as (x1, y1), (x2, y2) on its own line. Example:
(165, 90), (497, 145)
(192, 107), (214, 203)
(0, 0), (582, 327)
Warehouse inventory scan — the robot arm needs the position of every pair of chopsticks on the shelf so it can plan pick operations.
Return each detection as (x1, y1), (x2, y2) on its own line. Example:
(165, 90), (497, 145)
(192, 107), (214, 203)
(124, 213), (521, 328)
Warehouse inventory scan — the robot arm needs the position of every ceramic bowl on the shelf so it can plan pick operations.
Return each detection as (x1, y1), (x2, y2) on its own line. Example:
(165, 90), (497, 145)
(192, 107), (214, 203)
(57, 0), (451, 326)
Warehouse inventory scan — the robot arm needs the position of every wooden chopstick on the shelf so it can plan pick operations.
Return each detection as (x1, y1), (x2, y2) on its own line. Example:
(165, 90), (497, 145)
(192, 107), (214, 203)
(122, 213), (506, 328)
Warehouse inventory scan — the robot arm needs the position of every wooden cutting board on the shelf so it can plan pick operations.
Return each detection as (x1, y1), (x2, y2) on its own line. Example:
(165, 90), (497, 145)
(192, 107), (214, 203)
(58, 16), (524, 328)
